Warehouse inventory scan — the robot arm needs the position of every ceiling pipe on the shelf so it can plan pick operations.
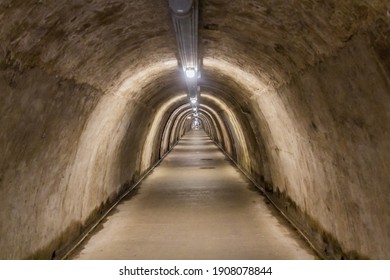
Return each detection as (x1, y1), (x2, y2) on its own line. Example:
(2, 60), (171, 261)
(169, 0), (200, 101)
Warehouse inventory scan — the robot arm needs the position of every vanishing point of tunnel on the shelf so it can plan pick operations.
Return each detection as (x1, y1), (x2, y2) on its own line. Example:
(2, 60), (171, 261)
(1, 0), (390, 260)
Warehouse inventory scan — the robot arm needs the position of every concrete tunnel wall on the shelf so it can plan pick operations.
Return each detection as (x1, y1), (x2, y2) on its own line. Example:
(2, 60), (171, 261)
(0, 0), (390, 259)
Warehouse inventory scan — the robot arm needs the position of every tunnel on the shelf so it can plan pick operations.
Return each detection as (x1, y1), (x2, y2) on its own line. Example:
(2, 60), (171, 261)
(0, 0), (390, 260)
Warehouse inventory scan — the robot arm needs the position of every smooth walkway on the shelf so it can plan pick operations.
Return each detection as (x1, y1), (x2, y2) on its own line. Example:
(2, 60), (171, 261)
(70, 130), (317, 259)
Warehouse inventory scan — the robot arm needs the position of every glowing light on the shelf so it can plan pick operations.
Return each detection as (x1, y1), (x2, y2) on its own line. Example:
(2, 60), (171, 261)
(185, 68), (196, 78)
(190, 98), (197, 104)
(193, 118), (200, 129)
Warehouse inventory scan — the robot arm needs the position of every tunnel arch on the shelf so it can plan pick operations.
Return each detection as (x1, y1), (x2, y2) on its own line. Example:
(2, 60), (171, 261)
(160, 101), (235, 158)
(195, 113), (214, 137)
(0, 0), (389, 260)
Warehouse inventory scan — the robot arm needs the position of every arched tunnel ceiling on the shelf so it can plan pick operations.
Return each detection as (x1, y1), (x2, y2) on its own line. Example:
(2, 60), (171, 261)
(2, 1), (389, 160)
(1, 0), (390, 260)
(200, 0), (390, 85)
(1, 0), (388, 95)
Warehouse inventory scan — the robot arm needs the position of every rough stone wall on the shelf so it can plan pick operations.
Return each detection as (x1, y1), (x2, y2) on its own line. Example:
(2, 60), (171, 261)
(0, 60), (165, 259)
(198, 0), (390, 259)
(1, 0), (390, 260)
(239, 33), (390, 259)
(0, 61), (99, 258)
(280, 34), (390, 258)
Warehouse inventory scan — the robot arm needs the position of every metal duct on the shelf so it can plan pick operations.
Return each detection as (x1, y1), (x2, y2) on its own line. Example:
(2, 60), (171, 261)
(169, 0), (199, 100)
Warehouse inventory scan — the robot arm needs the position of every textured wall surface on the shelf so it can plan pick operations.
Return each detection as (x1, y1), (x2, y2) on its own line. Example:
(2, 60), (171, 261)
(0, 0), (389, 259)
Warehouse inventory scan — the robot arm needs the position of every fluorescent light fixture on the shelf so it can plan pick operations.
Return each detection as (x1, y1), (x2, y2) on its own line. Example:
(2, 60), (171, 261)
(185, 68), (196, 78)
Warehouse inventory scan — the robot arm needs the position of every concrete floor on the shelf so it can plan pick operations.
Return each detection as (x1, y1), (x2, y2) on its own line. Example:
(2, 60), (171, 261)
(70, 130), (317, 259)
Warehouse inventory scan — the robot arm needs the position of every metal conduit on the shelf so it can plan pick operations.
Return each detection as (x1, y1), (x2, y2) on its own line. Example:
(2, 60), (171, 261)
(169, 0), (200, 104)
